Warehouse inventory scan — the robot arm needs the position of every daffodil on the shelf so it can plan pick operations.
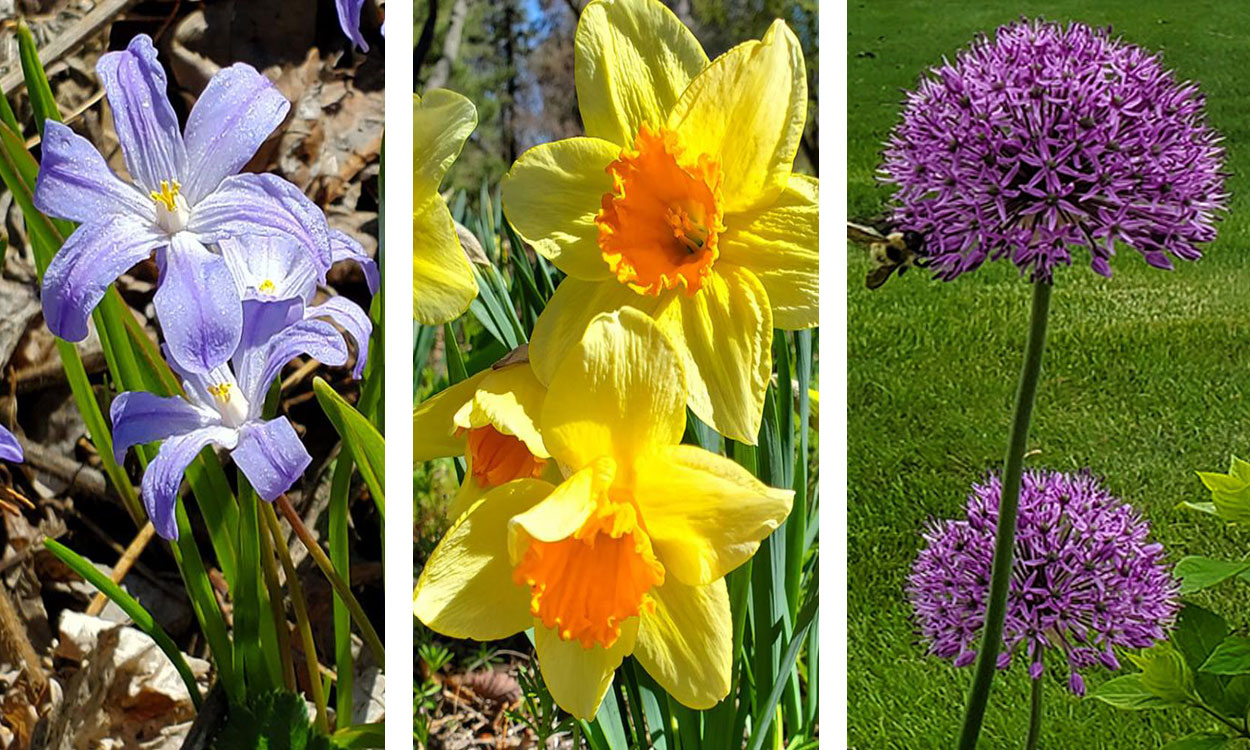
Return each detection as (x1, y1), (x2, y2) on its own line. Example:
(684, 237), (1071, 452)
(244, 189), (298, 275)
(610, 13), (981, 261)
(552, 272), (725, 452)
(414, 90), (480, 325)
(501, 0), (818, 444)
(413, 348), (556, 519)
(414, 308), (792, 718)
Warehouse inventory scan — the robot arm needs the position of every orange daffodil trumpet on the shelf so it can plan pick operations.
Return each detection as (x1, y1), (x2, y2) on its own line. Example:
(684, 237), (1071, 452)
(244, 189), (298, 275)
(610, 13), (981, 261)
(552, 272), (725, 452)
(412, 348), (557, 520)
(414, 89), (480, 325)
(502, 0), (818, 443)
(413, 308), (792, 718)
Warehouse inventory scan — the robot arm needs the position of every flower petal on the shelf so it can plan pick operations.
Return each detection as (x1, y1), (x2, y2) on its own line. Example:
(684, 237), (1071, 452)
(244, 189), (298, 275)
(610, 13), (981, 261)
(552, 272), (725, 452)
(142, 426), (238, 540)
(0, 426), (22, 463)
(634, 577), (731, 710)
(636, 444), (792, 585)
(232, 417), (312, 501)
(501, 137), (619, 281)
(96, 34), (186, 192)
(35, 121), (152, 223)
(535, 617), (638, 720)
(413, 479), (551, 640)
(574, 0), (708, 146)
(331, 229), (379, 295)
(413, 192), (477, 325)
(305, 297), (372, 379)
(445, 475), (488, 523)
(190, 172), (332, 273)
(507, 459), (615, 556)
(246, 319), (349, 405)
(336, 0), (369, 52)
(528, 277), (657, 385)
(654, 266), (771, 444)
(41, 215), (165, 343)
(457, 363), (548, 458)
(412, 369), (488, 462)
(541, 307), (683, 470)
(667, 20), (806, 213)
(181, 64), (290, 204)
(155, 234), (243, 374)
(414, 89), (476, 195)
(220, 235), (318, 303)
(719, 173), (818, 329)
(110, 390), (216, 463)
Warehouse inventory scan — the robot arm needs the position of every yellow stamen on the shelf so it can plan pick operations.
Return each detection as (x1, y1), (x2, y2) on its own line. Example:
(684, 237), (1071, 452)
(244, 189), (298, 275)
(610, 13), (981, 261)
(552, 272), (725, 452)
(149, 180), (182, 212)
(207, 383), (233, 403)
(258, 279), (277, 295)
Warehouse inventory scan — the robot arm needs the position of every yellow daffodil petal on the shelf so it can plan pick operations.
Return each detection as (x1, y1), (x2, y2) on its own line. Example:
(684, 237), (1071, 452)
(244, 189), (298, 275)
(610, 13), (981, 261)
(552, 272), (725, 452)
(541, 308), (685, 471)
(719, 174), (818, 330)
(574, 0), (708, 147)
(636, 444), (792, 586)
(413, 192), (478, 324)
(446, 473), (487, 522)
(413, 479), (552, 640)
(535, 617), (638, 720)
(412, 369), (488, 462)
(502, 138), (620, 281)
(667, 20), (806, 213)
(655, 266), (772, 444)
(414, 89), (477, 195)
(635, 577), (731, 710)
(529, 277), (658, 385)
(456, 363), (549, 458)
(507, 458), (616, 561)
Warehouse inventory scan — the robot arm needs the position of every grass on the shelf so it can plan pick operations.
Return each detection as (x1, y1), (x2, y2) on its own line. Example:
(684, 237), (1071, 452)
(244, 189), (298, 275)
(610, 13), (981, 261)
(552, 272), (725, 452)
(848, 1), (1250, 746)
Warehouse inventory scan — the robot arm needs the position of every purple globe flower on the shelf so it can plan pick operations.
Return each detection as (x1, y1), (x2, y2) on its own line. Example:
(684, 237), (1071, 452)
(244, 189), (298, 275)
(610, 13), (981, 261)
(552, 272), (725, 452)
(907, 470), (1179, 695)
(880, 19), (1226, 281)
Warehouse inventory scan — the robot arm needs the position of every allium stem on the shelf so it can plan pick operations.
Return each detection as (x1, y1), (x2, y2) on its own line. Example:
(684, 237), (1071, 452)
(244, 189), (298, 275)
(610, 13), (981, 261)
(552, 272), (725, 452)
(958, 280), (1052, 749)
(1025, 677), (1043, 750)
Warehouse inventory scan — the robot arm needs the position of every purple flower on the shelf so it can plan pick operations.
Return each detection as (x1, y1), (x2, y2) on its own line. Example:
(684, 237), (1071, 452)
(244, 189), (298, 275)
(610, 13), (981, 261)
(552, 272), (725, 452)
(336, 0), (369, 52)
(0, 426), (21, 463)
(907, 470), (1180, 694)
(880, 19), (1226, 281)
(110, 303), (353, 539)
(35, 35), (332, 374)
(220, 232), (374, 378)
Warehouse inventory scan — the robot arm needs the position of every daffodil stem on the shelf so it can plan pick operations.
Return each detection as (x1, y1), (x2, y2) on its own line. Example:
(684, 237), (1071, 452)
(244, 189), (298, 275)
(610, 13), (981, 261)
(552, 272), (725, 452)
(958, 280), (1052, 750)
(1025, 677), (1043, 750)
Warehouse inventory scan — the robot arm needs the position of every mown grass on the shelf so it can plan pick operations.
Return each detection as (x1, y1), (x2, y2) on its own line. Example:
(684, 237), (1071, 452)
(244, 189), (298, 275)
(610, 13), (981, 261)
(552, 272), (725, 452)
(848, 1), (1250, 746)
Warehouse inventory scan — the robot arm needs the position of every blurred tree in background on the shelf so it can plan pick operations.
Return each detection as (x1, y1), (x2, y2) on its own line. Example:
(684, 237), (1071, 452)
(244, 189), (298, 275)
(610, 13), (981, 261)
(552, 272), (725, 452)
(414, 0), (818, 192)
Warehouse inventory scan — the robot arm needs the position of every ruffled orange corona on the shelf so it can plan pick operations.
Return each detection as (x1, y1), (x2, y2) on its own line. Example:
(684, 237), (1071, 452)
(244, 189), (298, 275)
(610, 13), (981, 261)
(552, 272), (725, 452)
(597, 125), (723, 295)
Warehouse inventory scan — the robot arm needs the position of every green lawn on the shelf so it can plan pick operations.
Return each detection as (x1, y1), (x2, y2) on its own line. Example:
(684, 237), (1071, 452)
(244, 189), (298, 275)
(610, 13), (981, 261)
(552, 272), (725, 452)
(848, 1), (1250, 746)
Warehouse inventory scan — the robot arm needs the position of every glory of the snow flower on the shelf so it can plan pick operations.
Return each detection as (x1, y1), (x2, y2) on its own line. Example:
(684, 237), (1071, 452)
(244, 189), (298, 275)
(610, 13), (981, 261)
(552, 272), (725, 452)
(0, 426), (22, 463)
(35, 34), (332, 375)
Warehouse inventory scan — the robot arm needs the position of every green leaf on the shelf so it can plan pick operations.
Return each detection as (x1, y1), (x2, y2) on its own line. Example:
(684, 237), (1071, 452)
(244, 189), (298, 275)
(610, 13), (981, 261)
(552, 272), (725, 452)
(16, 21), (61, 139)
(329, 458), (354, 729)
(44, 539), (202, 707)
(1160, 733), (1230, 750)
(1173, 604), (1229, 670)
(1197, 460), (1250, 525)
(1174, 557), (1250, 594)
(214, 689), (341, 749)
(329, 723), (384, 749)
(1178, 501), (1219, 516)
(1199, 637), (1250, 675)
(746, 590), (819, 750)
(1128, 644), (1195, 702)
(313, 378), (385, 517)
(1089, 674), (1174, 710)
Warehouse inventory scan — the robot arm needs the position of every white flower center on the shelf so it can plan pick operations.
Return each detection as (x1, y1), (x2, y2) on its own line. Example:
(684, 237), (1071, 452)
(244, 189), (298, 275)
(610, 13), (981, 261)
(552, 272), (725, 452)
(151, 180), (190, 234)
(207, 381), (250, 428)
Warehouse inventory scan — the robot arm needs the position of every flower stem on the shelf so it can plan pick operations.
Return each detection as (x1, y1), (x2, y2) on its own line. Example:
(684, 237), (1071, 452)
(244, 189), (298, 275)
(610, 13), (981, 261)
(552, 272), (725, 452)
(958, 280), (1053, 749)
(1025, 677), (1043, 750)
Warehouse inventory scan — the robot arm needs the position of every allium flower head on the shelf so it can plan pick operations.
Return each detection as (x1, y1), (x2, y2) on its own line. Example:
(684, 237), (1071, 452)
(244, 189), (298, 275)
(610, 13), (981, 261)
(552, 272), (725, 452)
(881, 19), (1226, 280)
(907, 470), (1179, 695)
